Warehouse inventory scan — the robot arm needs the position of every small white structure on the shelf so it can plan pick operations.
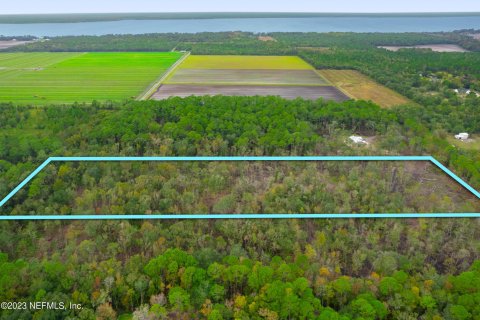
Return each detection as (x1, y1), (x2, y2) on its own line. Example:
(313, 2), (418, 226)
(454, 89), (474, 95)
(455, 133), (469, 140)
(349, 135), (368, 144)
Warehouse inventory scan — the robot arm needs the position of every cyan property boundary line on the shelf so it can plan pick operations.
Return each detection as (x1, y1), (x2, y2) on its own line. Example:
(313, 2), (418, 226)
(0, 156), (479, 220)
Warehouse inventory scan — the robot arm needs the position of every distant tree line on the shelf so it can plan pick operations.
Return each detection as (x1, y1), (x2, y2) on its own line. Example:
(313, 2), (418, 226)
(0, 35), (36, 41)
(7, 31), (479, 53)
(1, 96), (479, 212)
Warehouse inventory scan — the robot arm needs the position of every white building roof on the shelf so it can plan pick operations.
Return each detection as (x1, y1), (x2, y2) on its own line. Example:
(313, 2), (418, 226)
(349, 135), (368, 144)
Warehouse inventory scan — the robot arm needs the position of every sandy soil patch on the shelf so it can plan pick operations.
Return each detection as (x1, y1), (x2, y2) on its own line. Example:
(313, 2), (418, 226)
(379, 44), (468, 52)
(0, 40), (33, 50)
(258, 36), (277, 42)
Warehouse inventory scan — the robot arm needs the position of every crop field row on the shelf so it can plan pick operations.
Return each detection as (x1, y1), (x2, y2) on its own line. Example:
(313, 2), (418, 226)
(155, 55), (349, 100)
(166, 69), (329, 86)
(317, 69), (411, 108)
(0, 52), (81, 68)
(178, 55), (314, 70)
(0, 52), (182, 104)
(0, 53), (409, 105)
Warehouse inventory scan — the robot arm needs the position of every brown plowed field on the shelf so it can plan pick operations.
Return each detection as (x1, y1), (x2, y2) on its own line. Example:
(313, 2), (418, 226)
(152, 84), (349, 101)
(166, 69), (329, 85)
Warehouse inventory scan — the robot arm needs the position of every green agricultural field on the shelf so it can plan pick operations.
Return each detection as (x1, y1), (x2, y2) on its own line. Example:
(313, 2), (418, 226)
(0, 52), (182, 104)
(179, 55), (314, 70)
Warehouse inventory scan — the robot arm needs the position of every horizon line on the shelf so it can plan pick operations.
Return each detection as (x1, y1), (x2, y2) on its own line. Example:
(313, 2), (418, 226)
(1, 11), (480, 16)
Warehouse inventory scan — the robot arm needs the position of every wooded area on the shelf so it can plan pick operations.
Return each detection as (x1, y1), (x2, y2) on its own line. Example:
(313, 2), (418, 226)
(1, 31), (480, 319)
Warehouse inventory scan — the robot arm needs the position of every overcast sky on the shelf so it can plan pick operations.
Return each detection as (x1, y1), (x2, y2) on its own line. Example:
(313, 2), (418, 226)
(2, 1), (480, 14)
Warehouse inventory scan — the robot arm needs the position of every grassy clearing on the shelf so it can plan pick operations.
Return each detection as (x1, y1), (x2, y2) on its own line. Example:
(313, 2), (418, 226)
(179, 55), (314, 70)
(317, 70), (411, 108)
(0, 52), (182, 104)
(447, 136), (480, 151)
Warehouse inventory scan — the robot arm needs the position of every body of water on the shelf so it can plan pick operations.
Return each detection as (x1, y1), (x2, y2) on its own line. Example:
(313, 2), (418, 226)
(1, 15), (480, 36)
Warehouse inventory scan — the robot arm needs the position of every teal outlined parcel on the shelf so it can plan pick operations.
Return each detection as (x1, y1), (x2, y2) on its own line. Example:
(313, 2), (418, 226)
(1, 156), (479, 219)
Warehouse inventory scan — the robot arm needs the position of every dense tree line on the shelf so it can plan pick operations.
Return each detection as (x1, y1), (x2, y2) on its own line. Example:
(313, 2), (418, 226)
(3, 160), (477, 215)
(1, 217), (479, 319)
(6, 33), (286, 54)
(0, 97), (395, 162)
(287, 36), (480, 191)
(1, 97), (479, 214)
(299, 49), (480, 134)
(7, 31), (478, 53)
(272, 32), (464, 49)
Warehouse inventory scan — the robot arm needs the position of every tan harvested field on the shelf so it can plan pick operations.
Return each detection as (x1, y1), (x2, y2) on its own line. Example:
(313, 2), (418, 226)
(379, 44), (468, 52)
(152, 84), (349, 101)
(0, 40), (33, 50)
(317, 70), (411, 108)
(166, 69), (330, 86)
(258, 36), (277, 42)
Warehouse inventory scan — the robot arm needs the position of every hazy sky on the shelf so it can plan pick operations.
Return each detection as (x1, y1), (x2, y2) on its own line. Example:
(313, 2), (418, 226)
(2, 1), (480, 14)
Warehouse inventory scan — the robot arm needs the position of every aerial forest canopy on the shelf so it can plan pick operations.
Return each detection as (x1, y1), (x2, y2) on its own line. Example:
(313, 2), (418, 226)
(0, 97), (478, 216)
(1, 221), (479, 319)
(0, 30), (479, 319)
